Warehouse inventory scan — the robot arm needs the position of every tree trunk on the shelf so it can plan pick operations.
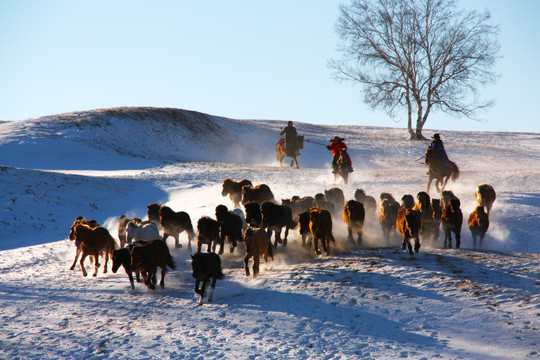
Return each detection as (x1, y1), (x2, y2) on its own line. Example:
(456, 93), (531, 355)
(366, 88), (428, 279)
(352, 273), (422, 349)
(409, 114), (427, 140)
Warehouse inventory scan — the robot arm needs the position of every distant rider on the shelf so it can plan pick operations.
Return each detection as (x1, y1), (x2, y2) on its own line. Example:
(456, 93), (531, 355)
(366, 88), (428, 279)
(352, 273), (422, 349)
(327, 136), (353, 173)
(280, 121), (298, 155)
(428, 133), (451, 167)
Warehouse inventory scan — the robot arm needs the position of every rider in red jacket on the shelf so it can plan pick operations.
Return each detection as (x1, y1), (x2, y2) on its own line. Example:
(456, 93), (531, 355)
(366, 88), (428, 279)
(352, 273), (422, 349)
(327, 136), (353, 173)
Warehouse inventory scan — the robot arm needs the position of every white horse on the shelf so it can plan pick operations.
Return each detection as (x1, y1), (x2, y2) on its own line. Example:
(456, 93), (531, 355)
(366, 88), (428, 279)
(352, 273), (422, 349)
(126, 221), (160, 244)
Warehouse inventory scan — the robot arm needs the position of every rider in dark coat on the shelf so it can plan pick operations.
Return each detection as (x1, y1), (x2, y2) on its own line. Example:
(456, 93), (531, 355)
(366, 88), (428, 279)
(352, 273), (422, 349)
(327, 136), (353, 173)
(280, 121), (298, 155)
(429, 133), (451, 167)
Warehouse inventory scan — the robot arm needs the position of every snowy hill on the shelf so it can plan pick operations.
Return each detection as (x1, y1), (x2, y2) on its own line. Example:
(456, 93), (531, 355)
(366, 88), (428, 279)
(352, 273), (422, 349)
(0, 107), (538, 359)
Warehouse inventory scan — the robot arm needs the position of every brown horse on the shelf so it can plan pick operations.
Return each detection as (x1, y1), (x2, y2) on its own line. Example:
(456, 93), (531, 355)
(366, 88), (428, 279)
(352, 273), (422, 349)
(241, 184), (276, 205)
(342, 200), (365, 246)
(309, 208), (335, 255)
(468, 205), (490, 249)
(442, 198), (463, 249)
(221, 178), (253, 208)
(378, 194), (400, 245)
(425, 147), (459, 193)
(413, 191), (434, 244)
(159, 205), (195, 249)
(196, 216), (220, 253)
(70, 224), (117, 277)
(131, 240), (176, 289)
(243, 227), (273, 277)
(276, 135), (304, 169)
(334, 149), (350, 184)
(68, 217), (100, 272)
(396, 208), (422, 256)
(475, 183), (496, 216)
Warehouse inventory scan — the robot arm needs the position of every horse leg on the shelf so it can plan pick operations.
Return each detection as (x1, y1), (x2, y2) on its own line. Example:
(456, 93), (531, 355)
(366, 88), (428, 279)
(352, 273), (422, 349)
(218, 234), (225, 255)
(414, 236), (421, 253)
(455, 230), (461, 249)
(70, 247), (81, 270)
(426, 176), (433, 193)
(148, 269), (157, 289)
(275, 226), (283, 245)
(357, 229), (363, 246)
(174, 233), (182, 249)
(162, 233), (170, 244)
(230, 236), (237, 254)
(347, 226), (354, 244)
(159, 265), (166, 288)
(103, 251), (109, 274)
(323, 237), (330, 255)
(125, 267), (135, 290)
(441, 176), (450, 192)
(199, 279), (209, 306)
(283, 226), (289, 247)
(208, 277), (217, 303)
(195, 279), (202, 295)
(80, 253), (88, 277)
(253, 256), (260, 276)
(407, 238), (413, 256)
(92, 254), (101, 277)
(244, 255), (251, 276)
(313, 236), (321, 255)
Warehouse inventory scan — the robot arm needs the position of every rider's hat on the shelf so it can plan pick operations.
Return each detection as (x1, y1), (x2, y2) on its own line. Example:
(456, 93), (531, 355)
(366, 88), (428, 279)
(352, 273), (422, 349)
(287, 121), (293, 126)
(431, 133), (441, 140)
(330, 136), (345, 142)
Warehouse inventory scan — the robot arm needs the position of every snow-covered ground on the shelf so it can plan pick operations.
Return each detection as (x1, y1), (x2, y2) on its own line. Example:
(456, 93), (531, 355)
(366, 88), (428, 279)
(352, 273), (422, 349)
(0, 107), (538, 359)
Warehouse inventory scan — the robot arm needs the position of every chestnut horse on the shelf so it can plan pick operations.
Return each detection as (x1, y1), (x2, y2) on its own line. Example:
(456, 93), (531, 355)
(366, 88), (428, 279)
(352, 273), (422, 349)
(334, 149), (350, 184)
(309, 208), (335, 255)
(70, 224), (117, 277)
(425, 147), (459, 193)
(221, 178), (253, 208)
(475, 183), (496, 217)
(396, 208), (422, 256)
(243, 227), (273, 277)
(276, 135), (304, 169)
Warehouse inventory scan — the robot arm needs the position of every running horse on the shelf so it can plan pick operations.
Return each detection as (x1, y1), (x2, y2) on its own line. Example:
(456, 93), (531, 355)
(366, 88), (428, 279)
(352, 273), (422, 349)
(334, 148), (350, 184)
(424, 147), (459, 194)
(276, 135), (304, 169)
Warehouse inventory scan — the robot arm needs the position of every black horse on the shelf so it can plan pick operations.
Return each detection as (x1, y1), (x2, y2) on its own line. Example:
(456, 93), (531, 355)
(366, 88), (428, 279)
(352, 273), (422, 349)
(191, 252), (224, 306)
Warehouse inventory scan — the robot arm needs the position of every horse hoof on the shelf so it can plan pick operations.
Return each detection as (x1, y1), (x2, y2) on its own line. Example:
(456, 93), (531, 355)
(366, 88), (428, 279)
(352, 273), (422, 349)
(175, 244), (182, 248)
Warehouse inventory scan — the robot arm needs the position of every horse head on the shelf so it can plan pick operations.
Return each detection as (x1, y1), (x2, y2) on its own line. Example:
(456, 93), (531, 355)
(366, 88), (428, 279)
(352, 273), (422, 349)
(425, 147), (436, 164)
(221, 178), (234, 196)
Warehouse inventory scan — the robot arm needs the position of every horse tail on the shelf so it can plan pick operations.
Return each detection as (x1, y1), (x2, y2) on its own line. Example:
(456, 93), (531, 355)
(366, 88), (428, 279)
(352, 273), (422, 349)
(167, 253), (176, 270)
(451, 163), (460, 182)
(216, 267), (225, 280)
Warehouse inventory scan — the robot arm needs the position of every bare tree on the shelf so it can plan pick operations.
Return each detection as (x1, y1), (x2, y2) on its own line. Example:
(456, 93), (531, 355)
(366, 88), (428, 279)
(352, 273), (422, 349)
(330, 0), (500, 139)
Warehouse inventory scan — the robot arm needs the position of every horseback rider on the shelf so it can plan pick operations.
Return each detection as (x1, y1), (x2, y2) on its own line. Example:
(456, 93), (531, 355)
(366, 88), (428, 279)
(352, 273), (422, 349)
(429, 133), (451, 167)
(327, 136), (353, 173)
(280, 121), (298, 155)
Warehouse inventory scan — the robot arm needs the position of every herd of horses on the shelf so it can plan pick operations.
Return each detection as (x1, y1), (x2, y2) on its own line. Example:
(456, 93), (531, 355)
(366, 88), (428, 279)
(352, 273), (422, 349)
(68, 174), (496, 305)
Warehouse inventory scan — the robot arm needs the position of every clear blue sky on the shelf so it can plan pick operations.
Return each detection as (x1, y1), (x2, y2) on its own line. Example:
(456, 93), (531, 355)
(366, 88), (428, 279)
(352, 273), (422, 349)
(1, 0), (538, 133)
